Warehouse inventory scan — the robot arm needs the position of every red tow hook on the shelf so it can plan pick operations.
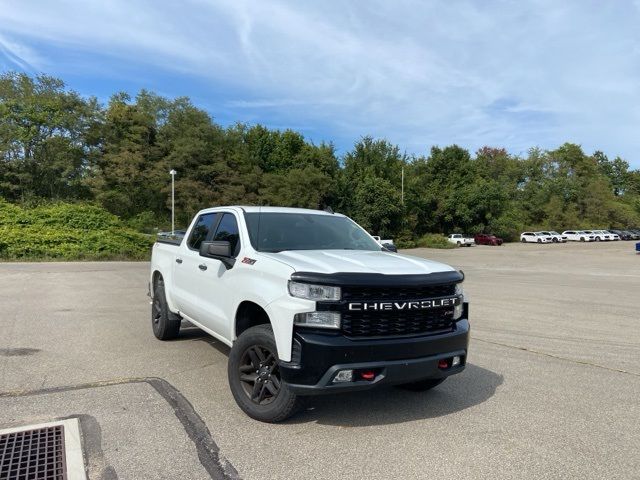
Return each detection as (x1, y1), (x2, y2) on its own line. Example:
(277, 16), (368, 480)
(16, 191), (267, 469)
(360, 370), (376, 381)
(438, 359), (450, 369)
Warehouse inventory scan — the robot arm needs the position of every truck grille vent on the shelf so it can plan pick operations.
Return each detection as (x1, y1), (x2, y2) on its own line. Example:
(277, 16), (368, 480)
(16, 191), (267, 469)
(0, 425), (67, 480)
(341, 284), (456, 302)
(342, 308), (455, 337)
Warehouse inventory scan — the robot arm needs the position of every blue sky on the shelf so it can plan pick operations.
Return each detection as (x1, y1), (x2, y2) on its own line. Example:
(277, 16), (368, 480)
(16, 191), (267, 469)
(2, 0), (640, 166)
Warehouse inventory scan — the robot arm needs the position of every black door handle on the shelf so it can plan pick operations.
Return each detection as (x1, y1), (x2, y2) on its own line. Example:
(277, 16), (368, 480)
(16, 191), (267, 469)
(198, 264), (207, 271)
(175, 258), (183, 264)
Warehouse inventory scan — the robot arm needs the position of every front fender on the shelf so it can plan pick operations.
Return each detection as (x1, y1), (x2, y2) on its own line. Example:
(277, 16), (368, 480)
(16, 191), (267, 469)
(264, 295), (315, 362)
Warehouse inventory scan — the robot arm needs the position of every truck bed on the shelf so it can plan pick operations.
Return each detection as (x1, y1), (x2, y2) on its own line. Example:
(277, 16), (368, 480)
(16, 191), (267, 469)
(156, 231), (185, 246)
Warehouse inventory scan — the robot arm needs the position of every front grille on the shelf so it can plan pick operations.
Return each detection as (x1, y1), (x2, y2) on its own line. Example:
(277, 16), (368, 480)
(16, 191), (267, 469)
(342, 308), (455, 337)
(1, 425), (67, 480)
(341, 284), (456, 301)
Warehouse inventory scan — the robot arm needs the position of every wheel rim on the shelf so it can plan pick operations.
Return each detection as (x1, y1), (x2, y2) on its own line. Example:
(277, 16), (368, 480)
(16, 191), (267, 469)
(152, 296), (162, 328)
(238, 345), (280, 405)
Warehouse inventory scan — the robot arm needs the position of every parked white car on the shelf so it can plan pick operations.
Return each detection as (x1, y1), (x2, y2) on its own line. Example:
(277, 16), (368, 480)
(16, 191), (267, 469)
(562, 230), (595, 242)
(372, 235), (397, 252)
(607, 231), (621, 241)
(520, 232), (553, 243)
(447, 234), (475, 247)
(588, 230), (615, 241)
(540, 231), (567, 243)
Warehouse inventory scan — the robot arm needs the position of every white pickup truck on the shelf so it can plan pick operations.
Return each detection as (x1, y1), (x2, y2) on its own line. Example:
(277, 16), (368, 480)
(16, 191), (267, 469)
(447, 234), (474, 247)
(149, 206), (469, 422)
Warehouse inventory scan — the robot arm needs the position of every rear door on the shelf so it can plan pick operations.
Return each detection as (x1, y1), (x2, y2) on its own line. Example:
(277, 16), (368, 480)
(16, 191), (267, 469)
(172, 212), (220, 320)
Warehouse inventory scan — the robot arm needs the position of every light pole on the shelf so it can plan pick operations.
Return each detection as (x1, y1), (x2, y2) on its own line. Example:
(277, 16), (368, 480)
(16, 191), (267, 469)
(401, 166), (404, 206)
(169, 169), (177, 235)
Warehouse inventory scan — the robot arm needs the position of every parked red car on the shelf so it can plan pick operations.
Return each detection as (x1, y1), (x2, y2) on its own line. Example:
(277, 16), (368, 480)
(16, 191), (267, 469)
(474, 233), (503, 246)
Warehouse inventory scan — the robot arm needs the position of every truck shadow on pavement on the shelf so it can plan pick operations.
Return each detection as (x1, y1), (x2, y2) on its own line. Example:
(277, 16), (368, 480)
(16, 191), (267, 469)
(178, 324), (232, 355)
(289, 364), (503, 427)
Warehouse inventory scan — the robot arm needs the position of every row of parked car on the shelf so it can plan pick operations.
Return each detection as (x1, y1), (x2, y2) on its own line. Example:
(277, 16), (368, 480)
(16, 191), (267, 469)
(520, 229), (640, 243)
(447, 229), (640, 247)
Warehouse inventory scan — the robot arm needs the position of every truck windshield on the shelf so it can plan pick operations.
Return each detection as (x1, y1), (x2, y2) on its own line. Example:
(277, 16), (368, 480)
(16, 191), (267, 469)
(244, 212), (382, 252)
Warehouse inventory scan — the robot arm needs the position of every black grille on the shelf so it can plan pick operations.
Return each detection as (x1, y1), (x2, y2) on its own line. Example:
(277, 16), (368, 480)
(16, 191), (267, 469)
(342, 308), (455, 337)
(336, 283), (459, 338)
(0, 425), (66, 480)
(341, 284), (456, 302)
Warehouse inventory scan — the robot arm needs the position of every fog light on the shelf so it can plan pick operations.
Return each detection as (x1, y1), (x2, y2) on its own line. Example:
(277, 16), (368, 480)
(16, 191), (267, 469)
(294, 311), (341, 329)
(333, 370), (353, 383)
(452, 355), (461, 367)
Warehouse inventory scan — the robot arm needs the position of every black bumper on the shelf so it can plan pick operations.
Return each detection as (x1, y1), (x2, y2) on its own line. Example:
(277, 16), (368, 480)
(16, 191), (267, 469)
(280, 319), (470, 395)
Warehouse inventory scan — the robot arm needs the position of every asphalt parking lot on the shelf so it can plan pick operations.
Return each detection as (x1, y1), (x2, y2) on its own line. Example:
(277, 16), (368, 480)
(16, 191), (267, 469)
(1, 241), (639, 479)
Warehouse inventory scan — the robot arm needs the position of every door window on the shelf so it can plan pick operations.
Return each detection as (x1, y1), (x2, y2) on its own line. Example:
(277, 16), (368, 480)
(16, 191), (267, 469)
(187, 213), (218, 251)
(213, 213), (241, 257)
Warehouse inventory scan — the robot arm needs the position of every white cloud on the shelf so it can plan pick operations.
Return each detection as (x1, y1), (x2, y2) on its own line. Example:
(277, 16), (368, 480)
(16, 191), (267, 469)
(0, 34), (44, 71)
(1, 0), (640, 164)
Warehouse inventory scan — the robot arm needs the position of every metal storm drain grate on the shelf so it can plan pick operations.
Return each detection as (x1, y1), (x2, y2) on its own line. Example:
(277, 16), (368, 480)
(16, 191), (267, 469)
(1, 425), (68, 480)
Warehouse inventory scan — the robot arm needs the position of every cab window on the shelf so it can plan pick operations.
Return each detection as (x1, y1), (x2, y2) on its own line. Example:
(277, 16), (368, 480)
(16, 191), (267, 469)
(188, 213), (218, 251)
(213, 213), (241, 257)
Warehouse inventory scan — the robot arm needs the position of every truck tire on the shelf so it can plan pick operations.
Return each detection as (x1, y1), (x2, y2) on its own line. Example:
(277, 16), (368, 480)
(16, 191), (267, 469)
(228, 324), (302, 422)
(397, 377), (446, 392)
(151, 280), (181, 340)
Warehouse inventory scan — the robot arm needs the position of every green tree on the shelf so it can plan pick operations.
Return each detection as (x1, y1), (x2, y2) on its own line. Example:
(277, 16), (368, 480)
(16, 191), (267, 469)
(0, 72), (100, 201)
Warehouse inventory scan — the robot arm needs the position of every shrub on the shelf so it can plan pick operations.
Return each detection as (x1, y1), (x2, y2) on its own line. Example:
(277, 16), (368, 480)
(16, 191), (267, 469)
(126, 211), (167, 234)
(0, 199), (153, 260)
(415, 233), (456, 249)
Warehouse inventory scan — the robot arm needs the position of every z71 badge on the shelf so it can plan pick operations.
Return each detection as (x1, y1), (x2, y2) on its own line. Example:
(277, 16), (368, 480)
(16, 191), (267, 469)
(241, 257), (257, 265)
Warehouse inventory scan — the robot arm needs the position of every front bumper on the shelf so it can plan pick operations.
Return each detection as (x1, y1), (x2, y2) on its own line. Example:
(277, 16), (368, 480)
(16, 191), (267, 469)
(280, 318), (470, 395)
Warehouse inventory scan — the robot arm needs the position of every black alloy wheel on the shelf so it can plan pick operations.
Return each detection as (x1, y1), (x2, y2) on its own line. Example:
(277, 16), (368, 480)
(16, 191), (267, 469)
(152, 295), (162, 327)
(238, 345), (281, 405)
(151, 279), (181, 340)
(228, 324), (301, 422)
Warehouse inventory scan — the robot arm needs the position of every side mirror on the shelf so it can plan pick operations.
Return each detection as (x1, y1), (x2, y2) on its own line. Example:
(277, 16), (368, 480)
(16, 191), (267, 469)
(199, 241), (235, 269)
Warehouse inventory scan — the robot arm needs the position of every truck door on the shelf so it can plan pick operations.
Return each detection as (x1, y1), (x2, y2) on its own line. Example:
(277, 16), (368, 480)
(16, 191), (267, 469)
(172, 212), (219, 320)
(190, 212), (242, 338)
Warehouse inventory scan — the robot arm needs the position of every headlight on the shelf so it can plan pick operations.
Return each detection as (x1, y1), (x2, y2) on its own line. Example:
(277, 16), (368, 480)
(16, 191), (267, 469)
(453, 283), (464, 319)
(288, 281), (341, 301)
(294, 312), (341, 329)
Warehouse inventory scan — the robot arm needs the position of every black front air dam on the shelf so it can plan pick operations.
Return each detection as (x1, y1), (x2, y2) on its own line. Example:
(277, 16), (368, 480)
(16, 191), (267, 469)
(280, 319), (470, 395)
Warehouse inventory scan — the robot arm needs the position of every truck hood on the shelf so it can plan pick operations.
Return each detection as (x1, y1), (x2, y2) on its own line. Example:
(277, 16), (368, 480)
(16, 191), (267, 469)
(259, 250), (455, 275)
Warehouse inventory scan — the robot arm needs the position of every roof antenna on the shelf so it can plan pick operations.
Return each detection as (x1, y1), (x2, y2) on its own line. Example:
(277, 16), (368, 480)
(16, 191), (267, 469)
(323, 206), (334, 214)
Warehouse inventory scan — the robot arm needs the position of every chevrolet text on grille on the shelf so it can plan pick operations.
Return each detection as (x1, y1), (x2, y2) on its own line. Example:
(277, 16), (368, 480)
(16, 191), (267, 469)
(348, 296), (461, 311)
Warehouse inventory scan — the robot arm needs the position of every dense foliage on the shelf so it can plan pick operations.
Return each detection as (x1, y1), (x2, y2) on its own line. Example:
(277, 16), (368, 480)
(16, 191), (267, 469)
(2, 71), (640, 258)
(0, 200), (152, 260)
